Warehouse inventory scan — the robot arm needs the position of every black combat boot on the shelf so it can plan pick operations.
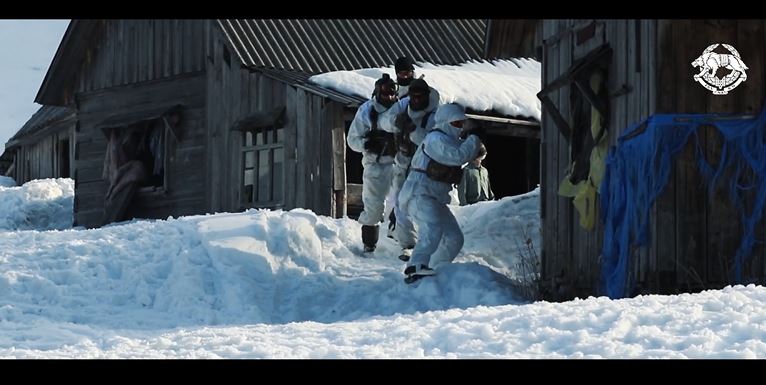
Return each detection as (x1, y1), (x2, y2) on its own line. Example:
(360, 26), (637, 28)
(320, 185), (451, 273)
(361, 225), (379, 253)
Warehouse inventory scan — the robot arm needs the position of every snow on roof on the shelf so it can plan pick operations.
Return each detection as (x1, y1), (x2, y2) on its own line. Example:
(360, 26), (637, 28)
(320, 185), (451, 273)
(309, 58), (541, 121)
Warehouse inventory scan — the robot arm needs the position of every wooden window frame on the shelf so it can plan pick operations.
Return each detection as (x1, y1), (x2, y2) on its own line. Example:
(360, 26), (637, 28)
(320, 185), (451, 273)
(240, 125), (285, 209)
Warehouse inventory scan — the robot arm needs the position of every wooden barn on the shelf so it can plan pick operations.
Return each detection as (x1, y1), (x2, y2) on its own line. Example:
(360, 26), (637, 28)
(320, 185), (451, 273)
(1, 105), (75, 183)
(27, 19), (539, 228)
(538, 20), (766, 300)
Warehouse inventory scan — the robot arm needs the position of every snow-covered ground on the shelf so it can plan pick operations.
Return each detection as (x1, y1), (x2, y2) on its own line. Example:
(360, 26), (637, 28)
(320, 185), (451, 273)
(0, 176), (14, 187)
(0, 178), (73, 231)
(1, 179), (765, 358)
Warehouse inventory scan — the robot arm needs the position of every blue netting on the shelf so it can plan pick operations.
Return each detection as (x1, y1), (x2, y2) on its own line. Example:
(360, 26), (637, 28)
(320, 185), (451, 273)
(600, 105), (766, 298)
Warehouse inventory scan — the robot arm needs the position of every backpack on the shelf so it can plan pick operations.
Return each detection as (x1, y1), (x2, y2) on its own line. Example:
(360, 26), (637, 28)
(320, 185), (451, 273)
(422, 129), (463, 185)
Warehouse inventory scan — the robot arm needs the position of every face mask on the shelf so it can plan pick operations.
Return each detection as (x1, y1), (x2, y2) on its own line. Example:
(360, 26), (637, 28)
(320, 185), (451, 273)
(408, 92), (429, 111)
(397, 70), (414, 86)
(377, 86), (398, 108)
(378, 96), (396, 108)
(397, 76), (413, 86)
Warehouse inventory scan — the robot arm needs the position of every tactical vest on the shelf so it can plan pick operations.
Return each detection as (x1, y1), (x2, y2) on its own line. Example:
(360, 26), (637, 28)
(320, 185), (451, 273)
(412, 129), (464, 185)
(367, 108), (397, 158)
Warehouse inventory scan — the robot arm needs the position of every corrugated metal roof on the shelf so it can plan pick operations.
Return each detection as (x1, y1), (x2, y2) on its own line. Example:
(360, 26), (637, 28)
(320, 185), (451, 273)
(218, 19), (487, 74)
(253, 67), (367, 106)
(5, 105), (75, 149)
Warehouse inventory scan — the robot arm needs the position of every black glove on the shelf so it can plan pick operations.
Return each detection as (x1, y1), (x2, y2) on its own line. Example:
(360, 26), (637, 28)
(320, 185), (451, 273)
(364, 135), (385, 154)
(394, 113), (415, 133)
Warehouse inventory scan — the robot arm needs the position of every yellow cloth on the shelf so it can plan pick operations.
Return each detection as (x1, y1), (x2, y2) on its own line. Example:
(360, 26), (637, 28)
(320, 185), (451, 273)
(558, 71), (608, 230)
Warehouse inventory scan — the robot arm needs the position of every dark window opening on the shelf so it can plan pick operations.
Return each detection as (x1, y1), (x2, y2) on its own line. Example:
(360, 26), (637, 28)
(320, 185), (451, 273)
(58, 139), (70, 178)
(568, 63), (609, 185)
(101, 107), (182, 226)
(482, 133), (540, 199)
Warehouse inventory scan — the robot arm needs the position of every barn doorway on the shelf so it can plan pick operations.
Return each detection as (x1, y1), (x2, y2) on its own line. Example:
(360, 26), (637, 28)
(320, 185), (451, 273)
(344, 119), (364, 219)
(58, 139), (70, 178)
(482, 134), (540, 199)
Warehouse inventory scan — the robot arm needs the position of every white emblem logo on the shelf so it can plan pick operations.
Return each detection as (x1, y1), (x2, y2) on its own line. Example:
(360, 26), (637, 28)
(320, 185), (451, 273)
(692, 43), (748, 95)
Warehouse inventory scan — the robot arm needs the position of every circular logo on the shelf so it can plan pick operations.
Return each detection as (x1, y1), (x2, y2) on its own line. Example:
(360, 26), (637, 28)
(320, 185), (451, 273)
(691, 43), (748, 95)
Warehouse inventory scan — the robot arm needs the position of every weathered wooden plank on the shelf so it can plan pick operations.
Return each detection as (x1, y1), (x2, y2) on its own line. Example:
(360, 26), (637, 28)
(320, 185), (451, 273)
(628, 19), (650, 289)
(174, 19), (183, 75)
(319, 99), (333, 216)
(254, 73), (266, 112)
(125, 19), (133, 84)
(76, 164), (104, 184)
(114, 20), (123, 86)
(539, 20), (551, 289)
(347, 183), (362, 208)
(639, 19), (658, 290)
(652, 20), (678, 293)
(703, 20), (738, 287)
(75, 209), (104, 229)
(673, 20), (707, 292)
(539, 20), (550, 293)
(154, 20), (163, 81)
(221, 64), (241, 211)
(309, 94), (320, 211)
(191, 20), (204, 72)
(222, 50), (237, 211)
(204, 20), (212, 69)
(316, 97), (325, 214)
(146, 20), (154, 81)
(573, 20), (605, 61)
(304, 95), (315, 212)
(284, 86), (298, 210)
(143, 19), (152, 80)
(181, 20), (191, 74)
(576, 20), (600, 290)
(615, 20), (638, 294)
(561, 19), (588, 295)
(294, 90), (308, 209)
(226, 70), (247, 208)
(306, 92), (316, 212)
(129, 21), (137, 84)
(134, 20), (140, 82)
(735, 20), (766, 283)
(163, 20), (172, 78)
(583, 21), (607, 290)
(556, 19), (575, 297)
(100, 21), (110, 90)
(332, 106), (347, 218)
(77, 75), (205, 118)
(122, 20), (130, 86)
(127, 193), (206, 222)
(541, 20), (559, 297)
(75, 140), (106, 159)
(205, 44), (222, 211)
(134, 20), (143, 83)
(753, 20), (766, 282)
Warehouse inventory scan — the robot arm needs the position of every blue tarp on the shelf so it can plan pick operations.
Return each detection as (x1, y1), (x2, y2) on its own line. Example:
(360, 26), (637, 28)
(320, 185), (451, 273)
(600, 105), (766, 298)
